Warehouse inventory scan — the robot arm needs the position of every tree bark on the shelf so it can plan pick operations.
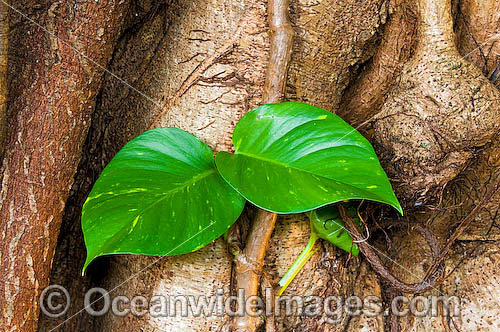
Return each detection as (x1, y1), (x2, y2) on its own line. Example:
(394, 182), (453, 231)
(0, 1), (129, 331)
(0, 0), (8, 159)
(367, 0), (500, 330)
(454, 0), (500, 76)
(339, 0), (417, 126)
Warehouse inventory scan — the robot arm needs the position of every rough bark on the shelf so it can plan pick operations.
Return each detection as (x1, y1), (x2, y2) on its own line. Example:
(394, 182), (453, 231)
(365, 0), (500, 331)
(339, 0), (417, 126)
(454, 0), (500, 76)
(44, 0), (268, 330)
(0, 0), (8, 159)
(37, 0), (500, 331)
(286, 0), (387, 111)
(0, 1), (129, 331)
(339, 0), (500, 127)
(373, 0), (500, 203)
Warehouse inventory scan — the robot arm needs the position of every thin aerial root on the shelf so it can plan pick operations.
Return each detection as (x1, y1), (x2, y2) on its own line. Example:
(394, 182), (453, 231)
(0, 0), (8, 158)
(339, 205), (445, 294)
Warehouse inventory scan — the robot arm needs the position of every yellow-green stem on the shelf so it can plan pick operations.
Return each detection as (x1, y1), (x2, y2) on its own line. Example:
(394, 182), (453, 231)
(278, 230), (318, 296)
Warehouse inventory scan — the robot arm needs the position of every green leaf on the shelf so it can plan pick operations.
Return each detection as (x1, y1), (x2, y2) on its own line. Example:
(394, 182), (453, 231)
(82, 127), (245, 273)
(215, 102), (402, 214)
(308, 204), (360, 256)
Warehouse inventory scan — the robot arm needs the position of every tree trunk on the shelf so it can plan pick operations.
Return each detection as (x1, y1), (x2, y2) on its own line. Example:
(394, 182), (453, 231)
(0, 1), (129, 331)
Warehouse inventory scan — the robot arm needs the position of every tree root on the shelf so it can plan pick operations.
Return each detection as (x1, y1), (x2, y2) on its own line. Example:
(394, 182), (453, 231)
(339, 205), (445, 294)
(423, 177), (500, 281)
(0, 2), (129, 331)
(339, 0), (417, 126)
(372, 0), (500, 202)
(231, 0), (294, 330)
(341, 173), (500, 295)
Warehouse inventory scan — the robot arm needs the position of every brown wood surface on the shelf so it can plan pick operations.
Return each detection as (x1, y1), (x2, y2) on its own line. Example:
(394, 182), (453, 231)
(0, 1), (129, 331)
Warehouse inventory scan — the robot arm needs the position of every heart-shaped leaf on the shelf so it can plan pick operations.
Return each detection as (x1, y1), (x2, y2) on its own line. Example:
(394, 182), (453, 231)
(215, 102), (402, 214)
(82, 127), (245, 273)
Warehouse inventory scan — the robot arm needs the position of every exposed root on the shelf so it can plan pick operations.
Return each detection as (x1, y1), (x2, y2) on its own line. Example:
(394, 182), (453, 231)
(339, 206), (445, 294)
(423, 177), (500, 280)
(231, 0), (294, 330)
(343, 169), (500, 296)
(454, 0), (500, 75)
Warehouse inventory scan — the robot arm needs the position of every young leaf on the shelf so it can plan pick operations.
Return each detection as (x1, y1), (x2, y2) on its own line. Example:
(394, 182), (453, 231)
(215, 102), (402, 214)
(308, 204), (360, 256)
(278, 204), (360, 295)
(82, 127), (245, 273)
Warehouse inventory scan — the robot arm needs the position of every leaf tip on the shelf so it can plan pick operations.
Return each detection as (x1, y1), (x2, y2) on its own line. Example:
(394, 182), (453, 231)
(82, 255), (96, 276)
(394, 200), (404, 216)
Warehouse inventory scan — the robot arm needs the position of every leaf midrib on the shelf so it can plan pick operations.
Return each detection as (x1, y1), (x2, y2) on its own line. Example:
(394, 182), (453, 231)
(235, 150), (389, 202)
(86, 167), (216, 205)
(84, 167), (216, 244)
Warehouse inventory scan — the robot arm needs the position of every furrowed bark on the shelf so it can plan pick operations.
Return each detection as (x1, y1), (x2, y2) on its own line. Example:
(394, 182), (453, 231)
(339, 0), (417, 126)
(232, 0), (293, 330)
(0, 1), (8, 159)
(0, 1), (129, 331)
(30, 0), (500, 331)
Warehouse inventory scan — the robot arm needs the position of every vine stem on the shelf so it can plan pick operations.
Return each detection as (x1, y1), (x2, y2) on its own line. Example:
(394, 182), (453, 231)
(277, 230), (318, 296)
(232, 0), (294, 330)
